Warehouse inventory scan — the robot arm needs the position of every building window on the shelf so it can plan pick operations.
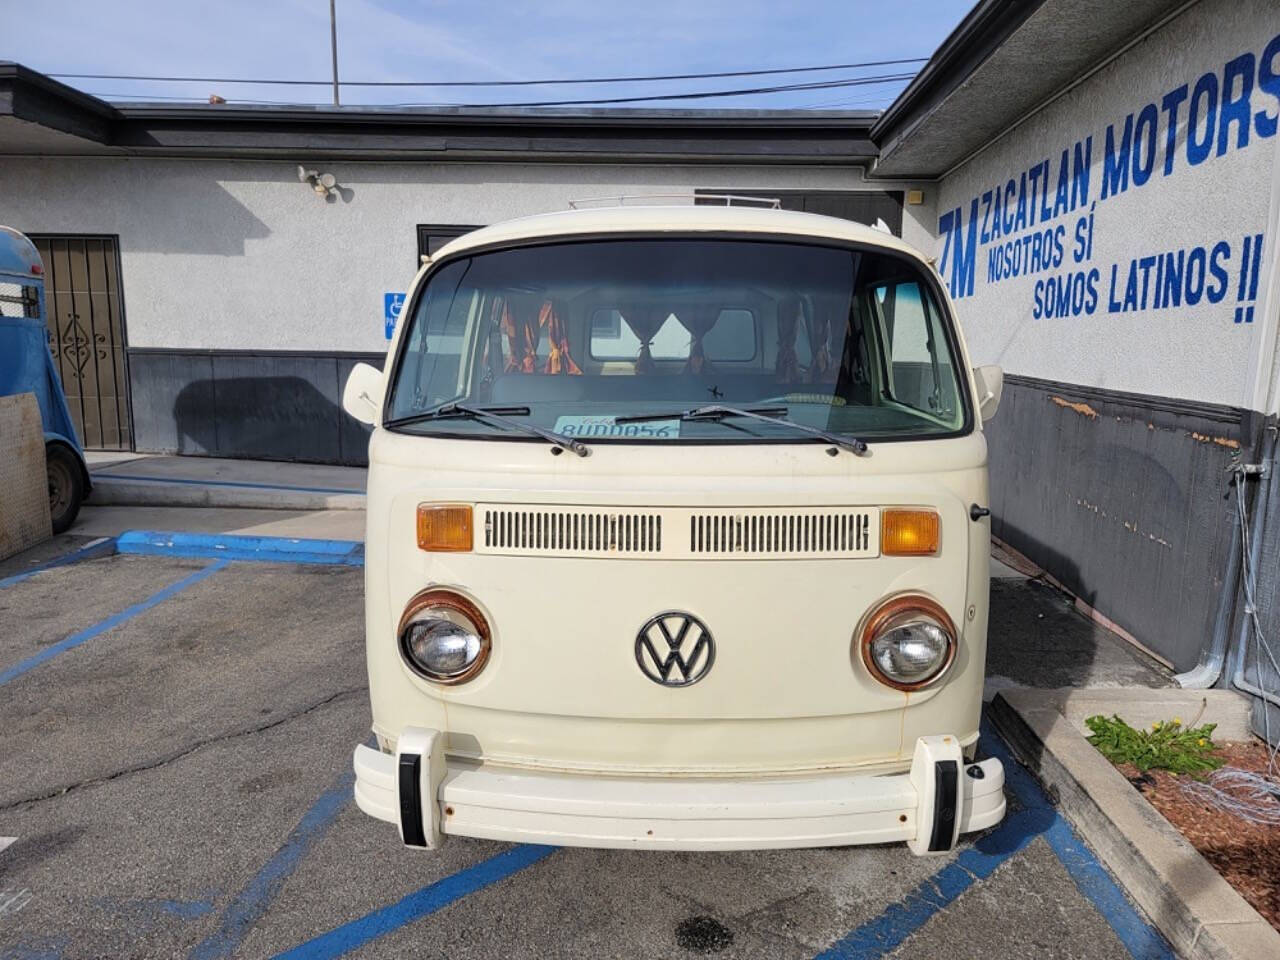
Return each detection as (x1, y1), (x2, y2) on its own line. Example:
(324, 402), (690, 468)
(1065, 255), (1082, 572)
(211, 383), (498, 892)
(416, 224), (483, 264)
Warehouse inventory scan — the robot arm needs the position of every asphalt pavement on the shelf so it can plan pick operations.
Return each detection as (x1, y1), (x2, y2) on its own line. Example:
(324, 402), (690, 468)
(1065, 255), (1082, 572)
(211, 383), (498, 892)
(0, 511), (1174, 960)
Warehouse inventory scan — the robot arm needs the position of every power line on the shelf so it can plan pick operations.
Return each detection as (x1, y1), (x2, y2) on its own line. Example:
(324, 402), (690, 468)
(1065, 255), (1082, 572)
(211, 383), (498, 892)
(48, 57), (927, 89)
(84, 91), (302, 104)
(798, 85), (913, 109)
(390, 72), (918, 109)
(90, 71), (917, 109)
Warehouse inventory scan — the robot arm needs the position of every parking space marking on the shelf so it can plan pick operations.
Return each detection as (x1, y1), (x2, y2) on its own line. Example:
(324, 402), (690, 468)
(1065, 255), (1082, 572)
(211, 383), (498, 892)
(116, 531), (364, 567)
(0, 837), (15, 854)
(271, 844), (558, 960)
(0, 537), (116, 589)
(814, 722), (1173, 960)
(93, 473), (362, 496)
(189, 770), (355, 960)
(0, 559), (228, 687)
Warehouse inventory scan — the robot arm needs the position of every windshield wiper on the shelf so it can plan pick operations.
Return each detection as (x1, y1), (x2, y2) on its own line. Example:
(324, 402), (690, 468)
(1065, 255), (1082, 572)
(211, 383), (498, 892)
(616, 404), (868, 456)
(385, 402), (590, 457)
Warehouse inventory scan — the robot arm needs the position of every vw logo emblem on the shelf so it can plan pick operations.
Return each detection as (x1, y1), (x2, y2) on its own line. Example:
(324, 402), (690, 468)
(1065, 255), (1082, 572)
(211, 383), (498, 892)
(635, 612), (715, 687)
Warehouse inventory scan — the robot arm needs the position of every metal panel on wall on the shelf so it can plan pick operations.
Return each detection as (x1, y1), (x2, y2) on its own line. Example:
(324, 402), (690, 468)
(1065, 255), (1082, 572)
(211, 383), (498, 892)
(128, 350), (382, 466)
(986, 375), (1254, 672)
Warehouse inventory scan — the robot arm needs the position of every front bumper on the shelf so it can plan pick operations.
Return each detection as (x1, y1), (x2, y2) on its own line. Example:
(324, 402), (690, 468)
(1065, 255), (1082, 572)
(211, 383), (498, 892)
(353, 728), (1005, 855)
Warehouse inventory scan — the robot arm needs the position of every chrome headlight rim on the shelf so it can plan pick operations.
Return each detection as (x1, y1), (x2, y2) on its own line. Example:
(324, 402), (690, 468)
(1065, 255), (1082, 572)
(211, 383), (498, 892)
(857, 593), (958, 691)
(397, 588), (492, 685)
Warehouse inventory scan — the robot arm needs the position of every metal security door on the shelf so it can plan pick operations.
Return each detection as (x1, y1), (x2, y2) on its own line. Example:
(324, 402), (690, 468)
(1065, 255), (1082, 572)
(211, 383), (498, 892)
(32, 236), (132, 450)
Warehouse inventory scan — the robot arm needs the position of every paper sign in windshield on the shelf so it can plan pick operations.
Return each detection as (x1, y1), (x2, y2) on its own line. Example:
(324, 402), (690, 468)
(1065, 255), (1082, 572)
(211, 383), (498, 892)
(553, 415), (680, 438)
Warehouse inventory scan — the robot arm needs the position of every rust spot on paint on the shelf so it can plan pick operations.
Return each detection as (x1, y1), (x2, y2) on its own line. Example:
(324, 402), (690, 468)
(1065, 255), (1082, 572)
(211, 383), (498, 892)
(1189, 431), (1240, 449)
(1049, 396), (1098, 419)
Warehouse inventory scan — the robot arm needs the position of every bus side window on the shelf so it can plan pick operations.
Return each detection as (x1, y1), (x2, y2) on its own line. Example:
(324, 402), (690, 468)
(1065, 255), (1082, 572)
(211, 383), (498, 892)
(874, 281), (958, 419)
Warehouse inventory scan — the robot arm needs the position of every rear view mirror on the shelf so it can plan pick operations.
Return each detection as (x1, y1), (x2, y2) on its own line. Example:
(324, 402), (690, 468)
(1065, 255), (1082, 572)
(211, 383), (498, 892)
(343, 362), (385, 425)
(972, 364), (1003, 422)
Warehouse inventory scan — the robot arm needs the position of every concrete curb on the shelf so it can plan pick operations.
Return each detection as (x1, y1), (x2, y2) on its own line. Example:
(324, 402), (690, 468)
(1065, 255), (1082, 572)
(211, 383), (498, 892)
(990, 688), (1280, 960)
(88, 477), (366, 512)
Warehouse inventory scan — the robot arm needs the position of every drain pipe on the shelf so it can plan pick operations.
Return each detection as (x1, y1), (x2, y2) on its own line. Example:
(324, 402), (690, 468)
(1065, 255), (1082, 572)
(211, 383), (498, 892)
(1230, 421), (1280, 708)
(1174, 485), (1241, 688)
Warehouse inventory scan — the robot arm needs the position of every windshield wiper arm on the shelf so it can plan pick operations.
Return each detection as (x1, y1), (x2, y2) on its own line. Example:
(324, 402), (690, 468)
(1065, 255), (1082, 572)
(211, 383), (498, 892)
(616, 404), (868, 456)
(385, 402), (590, 457)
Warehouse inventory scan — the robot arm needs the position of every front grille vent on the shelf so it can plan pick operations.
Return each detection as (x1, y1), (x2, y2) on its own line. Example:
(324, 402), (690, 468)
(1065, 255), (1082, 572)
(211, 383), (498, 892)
(483, 507), (662, 555)
(689, 511), (873, 556)
(474, 504), (880, 559)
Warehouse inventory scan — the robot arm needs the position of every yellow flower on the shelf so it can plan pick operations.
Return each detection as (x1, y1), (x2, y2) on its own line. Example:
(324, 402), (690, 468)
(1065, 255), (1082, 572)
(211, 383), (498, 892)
(1197, 738), (1207, 747)
(1152, 721), (1161, 730)
(1173, 717), (1182, 726)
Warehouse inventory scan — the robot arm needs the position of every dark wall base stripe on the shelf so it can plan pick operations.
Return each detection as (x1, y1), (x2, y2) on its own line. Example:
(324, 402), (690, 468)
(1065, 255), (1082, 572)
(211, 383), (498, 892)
(986, 375), (1259, 672)
(127, 349), (384, 466)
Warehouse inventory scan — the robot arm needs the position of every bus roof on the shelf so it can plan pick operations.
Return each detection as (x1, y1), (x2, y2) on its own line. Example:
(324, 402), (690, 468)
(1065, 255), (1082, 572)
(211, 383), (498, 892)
(0, 227), (43, 279)
(431, 205), (928, 265)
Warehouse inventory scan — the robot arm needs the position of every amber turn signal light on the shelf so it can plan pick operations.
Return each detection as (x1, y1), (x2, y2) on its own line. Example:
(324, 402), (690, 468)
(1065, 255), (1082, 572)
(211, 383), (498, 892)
(417, 504), (473, 552)
(882, 509), (940, 556)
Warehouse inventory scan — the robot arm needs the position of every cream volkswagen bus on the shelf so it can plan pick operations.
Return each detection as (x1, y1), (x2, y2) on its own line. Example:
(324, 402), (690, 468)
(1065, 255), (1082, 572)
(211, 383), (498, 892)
(343, 202), (1007, 855)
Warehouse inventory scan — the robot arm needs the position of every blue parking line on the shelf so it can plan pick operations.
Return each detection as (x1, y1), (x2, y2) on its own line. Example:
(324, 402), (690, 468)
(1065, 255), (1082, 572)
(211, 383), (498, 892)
(271, 845), (558, 960)
(189, 771), (356, 960)
(116, 531), (364, 567)
(0, 537), (117, 589)
(92, 473), (363, 496)
(0, 560), (227, 687)
(989, 725), (1174, 960)
(815, 719), (1173, 960)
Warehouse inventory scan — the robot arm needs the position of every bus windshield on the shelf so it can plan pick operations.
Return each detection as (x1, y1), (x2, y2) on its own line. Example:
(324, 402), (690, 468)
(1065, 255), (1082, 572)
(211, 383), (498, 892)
(385, 237), (969, 445)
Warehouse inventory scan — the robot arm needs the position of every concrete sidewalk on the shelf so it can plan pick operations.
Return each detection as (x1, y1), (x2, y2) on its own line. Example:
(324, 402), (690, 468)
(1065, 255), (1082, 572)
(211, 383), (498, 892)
(85, 452), (367, 511)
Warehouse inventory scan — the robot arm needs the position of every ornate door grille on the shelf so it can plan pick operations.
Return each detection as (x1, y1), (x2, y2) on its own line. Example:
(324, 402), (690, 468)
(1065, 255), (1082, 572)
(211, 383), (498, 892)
(32, 236), (132, 451)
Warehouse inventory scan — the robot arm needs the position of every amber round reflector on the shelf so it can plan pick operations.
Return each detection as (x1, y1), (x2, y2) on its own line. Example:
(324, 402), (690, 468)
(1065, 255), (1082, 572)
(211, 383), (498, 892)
(417, 503), (473, 552)
(882, 509), (940, 556)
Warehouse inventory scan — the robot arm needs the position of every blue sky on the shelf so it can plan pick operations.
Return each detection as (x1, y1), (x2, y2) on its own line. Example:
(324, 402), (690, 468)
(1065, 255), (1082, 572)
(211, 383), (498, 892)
(3, 0), (974, 110)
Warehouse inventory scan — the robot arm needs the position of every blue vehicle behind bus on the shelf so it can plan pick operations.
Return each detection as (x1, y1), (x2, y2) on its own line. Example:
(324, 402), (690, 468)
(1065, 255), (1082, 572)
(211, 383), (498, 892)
(0, 226), (91, 532)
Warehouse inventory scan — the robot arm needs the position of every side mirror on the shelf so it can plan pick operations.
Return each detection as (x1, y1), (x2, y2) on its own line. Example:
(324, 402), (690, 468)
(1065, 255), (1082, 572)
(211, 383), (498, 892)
(343, 362), (384, 425)
(972, 364), (1003, 422)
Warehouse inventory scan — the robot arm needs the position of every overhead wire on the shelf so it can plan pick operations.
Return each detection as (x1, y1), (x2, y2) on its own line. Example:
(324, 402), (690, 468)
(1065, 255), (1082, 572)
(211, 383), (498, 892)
(362, 73), (919, 109)
(83, 71), (919, 109)
(48, 57), (928, 89)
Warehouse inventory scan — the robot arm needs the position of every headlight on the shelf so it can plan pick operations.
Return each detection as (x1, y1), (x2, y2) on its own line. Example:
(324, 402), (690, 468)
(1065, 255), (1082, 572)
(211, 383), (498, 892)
(397, 589), (491, 684)
(857, 595), (957, 690)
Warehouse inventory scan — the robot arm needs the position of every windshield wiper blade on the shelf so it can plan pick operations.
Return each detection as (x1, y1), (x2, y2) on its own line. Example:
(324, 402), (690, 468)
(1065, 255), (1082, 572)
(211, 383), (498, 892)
(615, 405), (787, 423)
(616, 404), (868, 456)
(383, 403), (530, 428)
(385, 402), (590, 457)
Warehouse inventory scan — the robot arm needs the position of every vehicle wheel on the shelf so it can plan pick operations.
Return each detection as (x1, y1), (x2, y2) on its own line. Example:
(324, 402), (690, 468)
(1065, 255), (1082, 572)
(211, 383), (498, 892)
(47, 444), (85, 534)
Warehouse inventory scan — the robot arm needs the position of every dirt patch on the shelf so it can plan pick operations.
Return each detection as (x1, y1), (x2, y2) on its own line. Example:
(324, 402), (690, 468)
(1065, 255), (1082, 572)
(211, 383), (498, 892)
(1121, 740), (1280, 931)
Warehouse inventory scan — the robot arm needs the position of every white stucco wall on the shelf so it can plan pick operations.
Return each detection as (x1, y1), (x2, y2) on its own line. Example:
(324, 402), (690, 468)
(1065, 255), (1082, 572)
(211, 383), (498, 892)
(0, 158), (933, 353)
(933, 0), (1280, 409)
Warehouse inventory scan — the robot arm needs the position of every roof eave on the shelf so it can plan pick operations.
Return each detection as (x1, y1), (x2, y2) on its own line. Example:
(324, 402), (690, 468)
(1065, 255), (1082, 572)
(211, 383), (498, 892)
(870, 0), (1047, 150)
(0, 61), (120, 143)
